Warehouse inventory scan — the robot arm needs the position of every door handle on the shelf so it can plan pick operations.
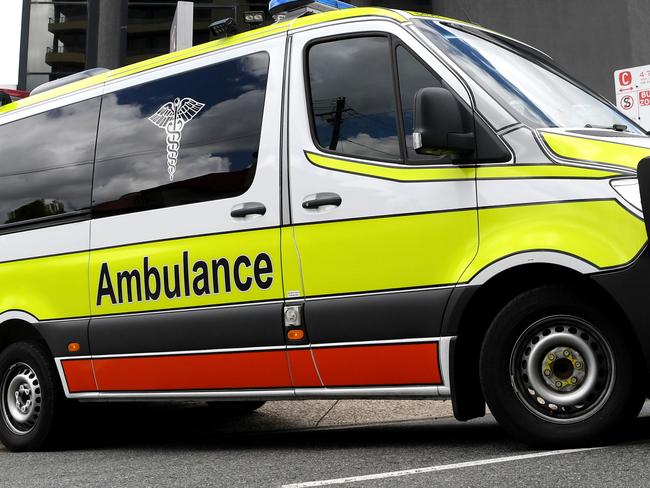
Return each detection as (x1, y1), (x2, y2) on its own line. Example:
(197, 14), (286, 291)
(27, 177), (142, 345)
(231, 202), (267, 218)
(302, 193), (342, 210)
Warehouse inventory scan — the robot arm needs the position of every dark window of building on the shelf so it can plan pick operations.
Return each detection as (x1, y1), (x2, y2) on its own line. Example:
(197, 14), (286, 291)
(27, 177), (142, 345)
(126, 1), (178, 64)
(396, 45), (444, 160)
(307, 36), (401, 161)
(0, 98), (99, 225)
(92, 51), (270, 217)
(126, 2), (272, 65)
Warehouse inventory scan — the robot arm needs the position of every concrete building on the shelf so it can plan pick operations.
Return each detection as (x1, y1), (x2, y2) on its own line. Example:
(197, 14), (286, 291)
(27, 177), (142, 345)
(17, 0), (650, 101)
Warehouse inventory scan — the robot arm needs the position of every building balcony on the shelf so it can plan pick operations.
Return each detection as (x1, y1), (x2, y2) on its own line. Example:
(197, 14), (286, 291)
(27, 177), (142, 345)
(45, 46), (86, 66)
(48, 16), (87, 33)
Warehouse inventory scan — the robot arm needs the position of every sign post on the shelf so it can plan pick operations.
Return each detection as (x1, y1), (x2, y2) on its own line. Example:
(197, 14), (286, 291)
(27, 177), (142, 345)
(614, 64), (650, 130)
(170, 1), (194, 53)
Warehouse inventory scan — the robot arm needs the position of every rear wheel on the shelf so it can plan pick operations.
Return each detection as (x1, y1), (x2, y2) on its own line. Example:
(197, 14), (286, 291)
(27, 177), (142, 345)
(480, 285), (644, 446)
(0, 342), (63, 452)
(206, 401), (266, 414)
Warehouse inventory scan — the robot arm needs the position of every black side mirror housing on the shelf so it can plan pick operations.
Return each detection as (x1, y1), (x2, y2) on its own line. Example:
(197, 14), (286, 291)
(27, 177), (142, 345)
(413, 87), (475, 155)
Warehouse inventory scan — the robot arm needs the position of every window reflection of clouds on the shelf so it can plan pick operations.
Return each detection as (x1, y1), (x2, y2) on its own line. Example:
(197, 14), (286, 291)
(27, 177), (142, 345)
(0, 98), (99, 224)
(308, 37), (401, 160)
(93, 53), (269, 214)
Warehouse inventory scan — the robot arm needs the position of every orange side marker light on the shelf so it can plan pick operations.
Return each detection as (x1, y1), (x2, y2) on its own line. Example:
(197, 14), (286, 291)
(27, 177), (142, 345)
(287, 330), (305, 341)
(68, 342), (81, 353)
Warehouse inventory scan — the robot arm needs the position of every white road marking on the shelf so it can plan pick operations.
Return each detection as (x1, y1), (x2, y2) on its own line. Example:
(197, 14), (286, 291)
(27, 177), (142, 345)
(281, 447), (602, 487)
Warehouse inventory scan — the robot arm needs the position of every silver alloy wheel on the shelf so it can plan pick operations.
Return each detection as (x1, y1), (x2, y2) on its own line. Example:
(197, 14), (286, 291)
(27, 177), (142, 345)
(1, 362), (42, 435)
(509, 315), (615, 424)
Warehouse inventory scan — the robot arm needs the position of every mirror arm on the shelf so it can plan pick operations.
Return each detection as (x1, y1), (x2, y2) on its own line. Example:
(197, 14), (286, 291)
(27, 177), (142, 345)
(413, 132), (424, 151)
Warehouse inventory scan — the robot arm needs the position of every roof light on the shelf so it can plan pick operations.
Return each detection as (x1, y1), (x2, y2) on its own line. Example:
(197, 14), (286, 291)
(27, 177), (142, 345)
(244, 10), (266, 26)
(269, 0), (354, 16)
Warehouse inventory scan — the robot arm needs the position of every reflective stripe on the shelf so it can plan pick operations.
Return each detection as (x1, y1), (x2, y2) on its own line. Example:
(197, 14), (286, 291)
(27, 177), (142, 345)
(306, 151), (620, 182)
(541, 131), (650, 171)
(306, 151), (475, 181)
(292, 6), (406, 28)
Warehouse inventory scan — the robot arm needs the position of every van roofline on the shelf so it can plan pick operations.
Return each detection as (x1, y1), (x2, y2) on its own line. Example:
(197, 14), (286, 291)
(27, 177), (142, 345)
(0, 7), (412, 116)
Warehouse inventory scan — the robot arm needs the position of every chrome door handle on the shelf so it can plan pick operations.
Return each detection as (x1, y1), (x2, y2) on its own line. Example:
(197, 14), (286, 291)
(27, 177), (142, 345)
(231, 202), (267, 218)
(302, 193), (342, 210)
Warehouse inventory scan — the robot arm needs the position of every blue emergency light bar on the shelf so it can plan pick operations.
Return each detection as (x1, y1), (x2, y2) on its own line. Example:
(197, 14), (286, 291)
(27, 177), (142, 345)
(269, 0), (355, 15)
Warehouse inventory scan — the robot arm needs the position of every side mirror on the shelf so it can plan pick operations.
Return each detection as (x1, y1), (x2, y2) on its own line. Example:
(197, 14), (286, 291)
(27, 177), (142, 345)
(413, 87), (475, 156)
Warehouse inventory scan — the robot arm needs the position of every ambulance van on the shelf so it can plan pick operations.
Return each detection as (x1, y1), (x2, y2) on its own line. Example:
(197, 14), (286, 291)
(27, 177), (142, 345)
(2, 1), (650, 451)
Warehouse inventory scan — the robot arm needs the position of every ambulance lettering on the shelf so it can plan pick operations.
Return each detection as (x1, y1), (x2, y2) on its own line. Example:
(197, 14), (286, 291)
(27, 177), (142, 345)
(96, 251), (274, 306)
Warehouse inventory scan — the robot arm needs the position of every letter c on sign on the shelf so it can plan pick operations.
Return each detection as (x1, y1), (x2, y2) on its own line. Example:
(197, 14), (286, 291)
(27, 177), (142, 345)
(619, 71), (632, 87)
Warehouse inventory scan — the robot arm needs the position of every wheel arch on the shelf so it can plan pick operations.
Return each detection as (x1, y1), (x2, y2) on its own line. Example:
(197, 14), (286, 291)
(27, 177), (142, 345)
(444, 260), (643, 422)
(0, 311), (50, 356)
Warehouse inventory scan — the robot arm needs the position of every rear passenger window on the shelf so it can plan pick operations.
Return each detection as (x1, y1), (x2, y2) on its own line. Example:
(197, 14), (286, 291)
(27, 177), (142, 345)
(92, 52), (270, 217)
(307, 36), (401, 161)
(0, 98), (99, 225)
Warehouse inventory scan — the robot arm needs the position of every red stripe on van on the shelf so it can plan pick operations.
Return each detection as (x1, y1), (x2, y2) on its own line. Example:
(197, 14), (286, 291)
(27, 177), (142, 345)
(288, 349), (322, 387)
(312, 342), (441, 386)
(92, 350), (293, 391)
(62, 359), (97, 393)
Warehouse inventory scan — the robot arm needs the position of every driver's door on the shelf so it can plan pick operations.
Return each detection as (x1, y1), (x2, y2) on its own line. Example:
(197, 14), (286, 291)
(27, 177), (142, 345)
(288, 22), (479, 389)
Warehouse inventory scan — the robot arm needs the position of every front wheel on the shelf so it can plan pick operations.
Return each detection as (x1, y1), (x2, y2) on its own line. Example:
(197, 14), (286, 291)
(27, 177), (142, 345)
(0, 341), (63, 452)
(480, 285), (644, 447)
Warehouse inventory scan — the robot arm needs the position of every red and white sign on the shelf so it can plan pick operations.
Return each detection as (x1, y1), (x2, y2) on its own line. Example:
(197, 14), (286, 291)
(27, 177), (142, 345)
(615, 64), (650, 129)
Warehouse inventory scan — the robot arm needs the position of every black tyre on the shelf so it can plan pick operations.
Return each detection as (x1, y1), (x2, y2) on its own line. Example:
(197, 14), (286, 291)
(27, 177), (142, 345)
(206, 401), (266, 414)
(480, 285), (644, 447)
(0, 341), (63, 452)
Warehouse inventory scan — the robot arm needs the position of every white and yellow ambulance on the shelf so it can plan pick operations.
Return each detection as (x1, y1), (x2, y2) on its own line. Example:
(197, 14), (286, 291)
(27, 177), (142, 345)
(1, 0), (650, 451)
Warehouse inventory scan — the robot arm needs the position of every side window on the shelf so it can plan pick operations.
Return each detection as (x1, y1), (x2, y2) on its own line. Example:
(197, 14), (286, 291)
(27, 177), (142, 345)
(307, 36), (401, 161)
(395, 46), (444, 161)
(92, 51), (270, 217)
(0, 98), (99, 225)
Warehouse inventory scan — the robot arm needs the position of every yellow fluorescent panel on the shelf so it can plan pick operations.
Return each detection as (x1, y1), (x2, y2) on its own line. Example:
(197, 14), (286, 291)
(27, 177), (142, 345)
(462, 200), (647, 281)
(90, 228), (283, 316)
(0, 203), (644, 320)
(542, 132), (650, 170)
(0, 253), (90, 321)
(294, 210), (479, 296)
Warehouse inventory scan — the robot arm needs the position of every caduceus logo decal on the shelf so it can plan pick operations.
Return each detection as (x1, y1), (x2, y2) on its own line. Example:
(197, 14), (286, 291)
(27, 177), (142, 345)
(148, 97), (205, 181)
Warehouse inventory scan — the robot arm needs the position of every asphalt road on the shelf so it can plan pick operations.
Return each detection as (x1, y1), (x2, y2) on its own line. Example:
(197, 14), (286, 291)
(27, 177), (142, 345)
(3, 401), (650, 487)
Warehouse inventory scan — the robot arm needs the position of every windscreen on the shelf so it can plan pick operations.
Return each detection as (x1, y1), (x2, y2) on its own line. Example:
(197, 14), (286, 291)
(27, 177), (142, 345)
(414, 19), (645, 134)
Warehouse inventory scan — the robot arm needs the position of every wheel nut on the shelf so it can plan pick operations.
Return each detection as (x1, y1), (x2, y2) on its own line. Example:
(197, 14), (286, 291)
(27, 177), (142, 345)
(571, 377), (577, 384)
(575, 361), (583, 369)
(555, 381), (563, 388)
(563, 349), (571, 357)
(544, 369), (551, 376)
(548, 353), (555, 360)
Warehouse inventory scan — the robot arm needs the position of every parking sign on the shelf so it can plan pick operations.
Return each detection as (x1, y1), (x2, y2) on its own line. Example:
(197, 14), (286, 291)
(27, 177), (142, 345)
(614, 64), (650, 130)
